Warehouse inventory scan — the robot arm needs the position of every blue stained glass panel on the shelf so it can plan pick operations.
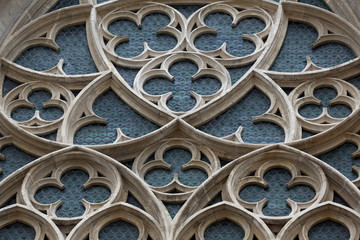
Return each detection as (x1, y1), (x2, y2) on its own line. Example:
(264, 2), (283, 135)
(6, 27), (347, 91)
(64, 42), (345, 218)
(145, 148), (208, 186)
(11, 90), (63, 122)
(97, 0), (111, 4)
(299, 87), (351, 119)
(74, 90), (159, 145)
(239, 168), (315, 216)
(318, 143), (360, 181)
(15, 25), (97, 75)
(204, 220), (245, 240)
(2, 77), (20, 97)
(172, 5), (203, 18)
(198, 88), (285, 144)
(308, 220), (350, 240)
(35, 169), (111, 217)
(194, 13), (265, 57)
(49, 0), (78, 12)
(99, 220), (139, 240)
(164, 202), (183, 218)
(0, 145), (36, 181)
(143, 61), (221, 112)
(126, 193), (144, 210)
(227, 65), (252, 85)
(108, 13), (177, 58)
(115, 65), (139, 88)
(0, 222), (36, 240)
(271, 22), (356, 72)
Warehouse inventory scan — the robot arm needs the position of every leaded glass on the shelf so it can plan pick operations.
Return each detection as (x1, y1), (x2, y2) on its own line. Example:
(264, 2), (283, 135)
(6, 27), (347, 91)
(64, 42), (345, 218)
(0, 0), (360, 239)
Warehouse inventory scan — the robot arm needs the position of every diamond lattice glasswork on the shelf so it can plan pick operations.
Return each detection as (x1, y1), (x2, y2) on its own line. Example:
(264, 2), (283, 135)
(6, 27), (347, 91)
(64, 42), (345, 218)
(0, 1), (360, 239)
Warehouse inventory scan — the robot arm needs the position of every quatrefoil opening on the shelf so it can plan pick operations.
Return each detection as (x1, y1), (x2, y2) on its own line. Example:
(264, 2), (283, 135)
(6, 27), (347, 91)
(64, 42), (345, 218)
(135, 52), (230, 114)
(226, 149), (327, 221)
(107, 12), (178, 58)
(22, 151), (122, 219)
(35, 169), (111, 218)
(194, 12), (265, 57)
(2, 1), (360, 239)
(143, 60), (221, 112)
(239, 168), (315, 216)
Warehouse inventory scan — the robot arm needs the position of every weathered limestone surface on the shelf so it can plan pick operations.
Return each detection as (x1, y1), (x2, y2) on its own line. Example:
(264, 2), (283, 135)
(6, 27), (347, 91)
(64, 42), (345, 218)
(0, 0), (33, 44)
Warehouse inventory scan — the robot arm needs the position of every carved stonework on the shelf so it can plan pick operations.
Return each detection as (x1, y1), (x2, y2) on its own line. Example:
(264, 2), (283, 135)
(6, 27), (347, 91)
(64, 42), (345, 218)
(0, 0), (360, 239)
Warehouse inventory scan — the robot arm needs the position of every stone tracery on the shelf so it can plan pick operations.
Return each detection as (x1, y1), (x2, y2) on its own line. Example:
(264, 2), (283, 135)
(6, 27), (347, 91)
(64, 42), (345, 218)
(0, 0), (360, 239)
